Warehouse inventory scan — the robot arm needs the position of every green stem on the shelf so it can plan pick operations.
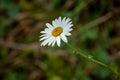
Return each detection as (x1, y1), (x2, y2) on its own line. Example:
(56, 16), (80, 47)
(66, 43), (120, 78)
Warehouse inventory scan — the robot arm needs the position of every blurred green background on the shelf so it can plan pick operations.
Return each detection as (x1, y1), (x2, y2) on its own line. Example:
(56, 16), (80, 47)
(0, 0), (120, 80)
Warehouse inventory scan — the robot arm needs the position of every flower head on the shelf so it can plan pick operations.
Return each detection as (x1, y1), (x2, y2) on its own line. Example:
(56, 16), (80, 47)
(40, 17), (73, 47)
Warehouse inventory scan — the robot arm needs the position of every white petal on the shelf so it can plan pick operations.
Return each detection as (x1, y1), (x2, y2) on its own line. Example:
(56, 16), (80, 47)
(63, 30), (72, 36)
(40, 32), (51, 37)
(55, 19), (59, 25)
(40, 34), (46, 37)
(61, 18), (72, 28)
(52, 39), (56, 47)
(40, 31), (46, 33)
(52, 20), (56, 27)
(65, 18), (71, 23)
(66, 33), (71, 36)
(40, 35), (49, 41)
(58, 16), (62, 22)
(56, 37), (61, 47)
(67, 21), (72, 25)
(62, 17), (66, 23)
(60, 34), (68, 43)
(60, 17), (67, 27)
(46, 23), (53, 30)
(41, 38), (51, 46)
(48, 37), (55, 46)
(64, 24), (73, 29)
(40, 28), (50, 34)
(64, 28), (73, 32)
(69, 28), (73, 31)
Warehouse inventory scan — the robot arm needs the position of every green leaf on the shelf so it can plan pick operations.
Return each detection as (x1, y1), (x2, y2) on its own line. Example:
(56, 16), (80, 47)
(4, 72), (28, 80)
(75, 64), (91, 80)
(0, 20), (13, 36)
(1, 0), (20, 20)
(92, 45), (109, 64)
(78, 27), (98, 40)
(94, 66), (110, 79)
(0, 23), (5, 36)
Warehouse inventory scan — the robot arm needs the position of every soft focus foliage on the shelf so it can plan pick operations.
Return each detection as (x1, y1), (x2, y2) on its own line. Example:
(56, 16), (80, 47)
(0, 0), (120, 80)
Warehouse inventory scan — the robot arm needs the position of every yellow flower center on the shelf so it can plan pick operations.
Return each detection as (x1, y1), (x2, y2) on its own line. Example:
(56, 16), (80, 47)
(52, 27), (63, 37)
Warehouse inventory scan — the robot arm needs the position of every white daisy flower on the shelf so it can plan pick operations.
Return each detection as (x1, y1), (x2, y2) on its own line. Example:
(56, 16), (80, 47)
(40, 16), (73, 47)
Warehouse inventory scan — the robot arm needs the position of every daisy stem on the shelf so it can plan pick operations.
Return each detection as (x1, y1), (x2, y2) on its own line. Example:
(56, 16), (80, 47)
(66, 43), (120, 78)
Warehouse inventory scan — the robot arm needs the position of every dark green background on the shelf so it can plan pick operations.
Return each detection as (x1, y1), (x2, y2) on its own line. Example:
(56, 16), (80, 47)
(0, 0), (120, 80)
